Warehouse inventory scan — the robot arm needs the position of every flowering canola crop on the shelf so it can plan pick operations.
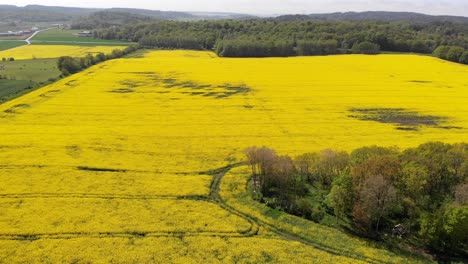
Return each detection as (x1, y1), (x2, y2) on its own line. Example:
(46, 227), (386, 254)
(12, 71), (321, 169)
(0, 45), (127, 60)
(0, 50), (466, 262)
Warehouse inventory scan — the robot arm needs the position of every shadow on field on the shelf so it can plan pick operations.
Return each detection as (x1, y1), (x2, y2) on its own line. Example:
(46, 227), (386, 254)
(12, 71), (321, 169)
(109, 72), (252, 99)
(348, 107), (463, 131)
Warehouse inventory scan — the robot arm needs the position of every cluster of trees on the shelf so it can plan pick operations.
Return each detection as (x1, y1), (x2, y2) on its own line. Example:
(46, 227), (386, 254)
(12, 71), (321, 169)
(244, 142), (467, 255)
(351, 41), (381, 54)
(433, 45), (468, 64)
(214, 38), (296, 57)
(57, 45), (138, 76)
(93, 20), (468, 58)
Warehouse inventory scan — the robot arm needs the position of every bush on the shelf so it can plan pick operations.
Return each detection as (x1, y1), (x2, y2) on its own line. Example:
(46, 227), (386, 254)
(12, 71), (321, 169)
(57, 56), (81, 76)
(446, 46), (465, 62)
(292, 198), (314, 219)
(459, 51), (468, 65)
(310, 207), (325, 223)
(433, 45), (450, 59)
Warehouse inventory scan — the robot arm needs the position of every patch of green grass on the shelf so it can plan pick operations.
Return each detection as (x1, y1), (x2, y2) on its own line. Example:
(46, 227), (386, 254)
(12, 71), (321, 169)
(0, 58), (61, 82)
(0, 41), (26, 51)
(31, 29), (131, 46)
(0, 35), (25, 40)
(0, 58), (61, 103)
(0, 79), (34, 102)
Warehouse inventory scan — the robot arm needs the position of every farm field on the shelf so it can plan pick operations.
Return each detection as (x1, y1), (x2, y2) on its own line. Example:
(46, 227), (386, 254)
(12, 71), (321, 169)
(0, 58), (60, 82)
(0, 41), (25, 51)
(0, 50), (466, 262)
(0, 36), (25, 40)
(0, 59), (61, 102)
(31, 29), (132, 46)
(0, 44), (127, 60)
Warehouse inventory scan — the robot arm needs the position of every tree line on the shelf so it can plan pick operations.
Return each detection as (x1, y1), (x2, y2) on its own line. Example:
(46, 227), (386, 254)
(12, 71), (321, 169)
(244, 142), (467, 257)
(57, 45), (139, 76)
(433, 45), (468, 64)
(93, 20), (468, 58)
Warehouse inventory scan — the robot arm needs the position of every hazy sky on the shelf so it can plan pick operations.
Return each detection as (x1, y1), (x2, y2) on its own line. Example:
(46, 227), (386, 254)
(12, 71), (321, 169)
(8, 0), (468, 16)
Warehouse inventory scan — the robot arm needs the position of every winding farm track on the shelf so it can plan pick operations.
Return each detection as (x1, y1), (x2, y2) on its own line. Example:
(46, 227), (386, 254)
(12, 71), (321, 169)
(209, 164), (385, 264)
(24, 28), (54, 45)
(0, 28), (54, 51)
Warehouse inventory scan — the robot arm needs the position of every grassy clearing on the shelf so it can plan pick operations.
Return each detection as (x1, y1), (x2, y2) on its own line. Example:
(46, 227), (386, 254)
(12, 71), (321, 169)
(0, 36), (26, 40)
(0, 41), (26, 51)
(0, 58), (61, 102)
(31, 29), (131, 46)
(0, 58), (60, 82)
(0, 79), (33, 101)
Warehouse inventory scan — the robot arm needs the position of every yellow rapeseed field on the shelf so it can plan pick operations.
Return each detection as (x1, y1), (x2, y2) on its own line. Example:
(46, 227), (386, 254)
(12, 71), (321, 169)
(0, 45), (127, 60)
(0, 50), (466, 262)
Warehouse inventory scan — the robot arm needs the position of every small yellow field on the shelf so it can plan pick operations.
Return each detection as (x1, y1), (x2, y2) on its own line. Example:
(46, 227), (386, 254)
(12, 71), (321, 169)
(0, 45), (127, 60)
(0, 50), (466, 262)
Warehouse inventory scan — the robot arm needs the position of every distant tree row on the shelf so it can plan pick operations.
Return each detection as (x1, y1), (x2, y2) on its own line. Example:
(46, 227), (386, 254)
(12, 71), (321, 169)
(93, 20), (468, 58)
(57, 45), (138, 76)
(244, 142), (467, 256)
(433, 45), (468, 64)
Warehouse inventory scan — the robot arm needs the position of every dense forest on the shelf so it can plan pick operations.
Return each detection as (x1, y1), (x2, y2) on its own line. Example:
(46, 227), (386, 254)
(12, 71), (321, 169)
(244, 142), (467, 258)
(93, 19), (468, 60)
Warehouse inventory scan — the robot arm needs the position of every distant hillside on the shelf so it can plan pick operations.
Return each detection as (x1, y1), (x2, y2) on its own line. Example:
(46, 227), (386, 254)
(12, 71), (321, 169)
(0, 5), (196, 23)
(71, 11), (158, 29)
(22, 5), (99, 15)
(0, 5), (250, 23)
(276, 11), (468, 23)
(1, 5), (467, 24)
(0, 5), (80, 22)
